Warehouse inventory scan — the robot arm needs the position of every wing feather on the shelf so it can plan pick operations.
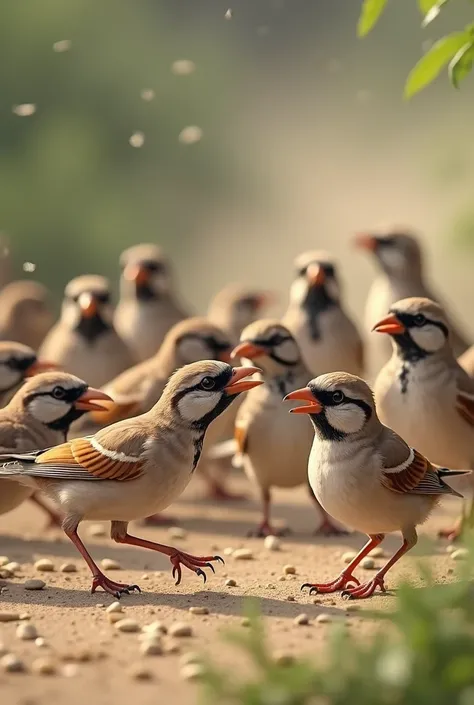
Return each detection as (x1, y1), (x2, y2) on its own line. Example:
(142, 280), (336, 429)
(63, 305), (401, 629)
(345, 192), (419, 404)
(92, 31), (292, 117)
(381, 447), (467, 497)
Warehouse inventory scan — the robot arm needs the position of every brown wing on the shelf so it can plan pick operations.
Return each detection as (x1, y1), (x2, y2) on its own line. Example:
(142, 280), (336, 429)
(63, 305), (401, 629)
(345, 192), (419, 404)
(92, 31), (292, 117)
(381, 448), (430, 494)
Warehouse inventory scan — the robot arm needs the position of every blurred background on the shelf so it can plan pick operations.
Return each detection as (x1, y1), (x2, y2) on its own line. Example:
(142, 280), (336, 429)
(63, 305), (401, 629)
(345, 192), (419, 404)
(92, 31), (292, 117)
(1, 0), (473, 331)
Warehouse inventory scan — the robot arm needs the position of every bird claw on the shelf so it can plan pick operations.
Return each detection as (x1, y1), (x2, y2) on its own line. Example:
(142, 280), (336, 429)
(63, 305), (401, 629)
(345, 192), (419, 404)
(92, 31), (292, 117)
(301, 572), (360, 595)
(196, 569), (206, 583)
(91, 573), (142, 598)
(169, 551), (223, 586)
(341, 575), (386, 600)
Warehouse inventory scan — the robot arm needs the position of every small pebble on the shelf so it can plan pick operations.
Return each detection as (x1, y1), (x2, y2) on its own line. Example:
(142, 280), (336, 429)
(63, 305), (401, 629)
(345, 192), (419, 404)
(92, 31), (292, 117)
(168, 622), (192, 638)
(345, 604), (360, 613)
(233, 548), (253, 561)
(189, 607), (209, 615)
(225, 579), (237, 587)
(278, 575), (286, 582)
(140, 640), (163, 656)
(13, 104), (36, 117)
(32, 658), (56, 675)
(34, 558), (54, 572)
(446, 544), (456, 554)
(101, 559), (120, 571)
(342, 552), (357, 564)
(115, 619), (140, 633)
(23, 261), (36, 273)
(179, 652), (201, 667)
(0, 611), (20, 622)
(35, 638), (48, 648)
(24, 579), (45, 591)
(62, 663), (79, 677)
(17, 623), (38, 640)
(140, 89), (155, 102)
(107, 613), (123, 625)
(129, 132), (145, 148)
(168, 527), (187, 540)
(264, 535), (281, 551)
(53, 39), (71, 52)
(171, 59), (196, 76)
(5, 562), (21, 573)
(286, 596), (295, 602)
(19, 613), (30, 621)
(241, 617), (251, 627)
(316, 613), (332, 624)
(369, 547), (384, 558)
(142, 621), (167, 635)
(451, 548), (469, 561)
(60, 563), (77, 573)
(1, 654), (25, 672)
(361, 558), (375, 570)
(106, 601), (123, 615)
(0, 569), (13, 579)
(274, 652), (294, 667)
(223, 547), (234, 556)
(283, 565), (296, 575)
(88, 524), (106, 537)
(178, 126), (203, 145)
(294, 614), (309, 626)
(224, 8), (233, 19)
(180, 663), (204, 681)
(0, 556), (9, 567)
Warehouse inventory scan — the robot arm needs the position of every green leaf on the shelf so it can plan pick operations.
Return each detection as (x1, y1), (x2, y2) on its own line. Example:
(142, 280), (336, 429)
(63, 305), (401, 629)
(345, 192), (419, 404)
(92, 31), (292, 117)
(404, 32), (469, 98)
(422, 0), (450, 28)
(417, 0), (438, 12)
(357, 0), (389, 37)
(449, 42), (474, 88)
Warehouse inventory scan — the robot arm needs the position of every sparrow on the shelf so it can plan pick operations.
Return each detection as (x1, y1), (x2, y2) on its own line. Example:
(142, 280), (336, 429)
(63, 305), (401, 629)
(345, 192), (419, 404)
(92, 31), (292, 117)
(372, 297), (474, 540)
(114, 244), (189, 362)
(0, 371), (110, 523)
(355, 228), (470, 376)
(231, 319), (345, 536)
(459, 345), (474, 379)
(0, 362), (262, 597)
(0, 341), (56, 408)
(285, 371), (469, 599)
(282, 251), (364, 377)
(207, 284), (274, 345)
(0, 280), (54, 350)
(39, 275), (134, 388)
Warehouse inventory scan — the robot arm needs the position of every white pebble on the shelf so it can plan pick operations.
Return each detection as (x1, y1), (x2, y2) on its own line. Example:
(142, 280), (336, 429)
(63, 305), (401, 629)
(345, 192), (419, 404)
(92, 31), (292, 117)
(361, 558), (375, 570)
(13, 104), (36, 117)
(129, 132), (145, 148)
(1, 654), (25, 672)
(24, 579), (45, 591)
(115, 619), (140, 633)
(106, 601), (123, 614)
(225, 579), (237, 587)
(264, 535), (281, 551)
(316, 613), (332, 624)
(446, 544), (456, 554)
(34, 558), (54, 572)
(17, 623), (38, 641)
(62, 663), (79, 677)
(53, 39), (71, 52)
(140, 639), (163, 656)
(369, 547), (385, 558)
(224, 8), (233, 19)
(178, 126), (203, 145)
(286, 595), (295, 602)
(189, 606), (209, 615)
(23, 261), (36, 273)
(451, 548), (469, 561)
(278, 575), (286, 582)
(129, 663), (153, 680)
(223, 547), (234, 556)
(180, 663), (204, 681)
(140, 89), (155, 101)
(60, 563), (77, 573)
(5, 562), (21, 573)
(168, 526), (187, 540)
(88, 524), (106, 537)
(233, 548), (253, 561)
(171, 60), (196, 76)
(101, 558), (121, 571)
(32, 657), (56, 675)
(35, 637), (48, 648)
(342, 552), (357, 564)
(294, 613), (309, 626)
(0, 611), (20, 622)
(283, 564), (296, 575)
(141, 621), (167, 636)
(168, 622), (192, 638)
(19, 613), (30, 621)
(0, 556), (9, 567)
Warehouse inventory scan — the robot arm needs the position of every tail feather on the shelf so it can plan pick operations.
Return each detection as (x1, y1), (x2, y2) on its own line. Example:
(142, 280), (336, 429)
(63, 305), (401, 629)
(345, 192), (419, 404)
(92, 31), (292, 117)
(438, 468), (471, 499)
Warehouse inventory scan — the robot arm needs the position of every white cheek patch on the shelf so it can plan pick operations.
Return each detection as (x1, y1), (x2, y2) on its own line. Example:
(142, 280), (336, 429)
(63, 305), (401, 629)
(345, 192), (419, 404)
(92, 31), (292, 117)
(379, 247), (406, 272)
(289, 278), (309, 306)
(177, 338), (210, 364)
(177, 391), (220, 422)
(276, 338), (299, 363)
(410, 325), (446, 352)
(28, 397), (71, 424)
(325, 404), (366, 435)
(62, 301), (81, 328)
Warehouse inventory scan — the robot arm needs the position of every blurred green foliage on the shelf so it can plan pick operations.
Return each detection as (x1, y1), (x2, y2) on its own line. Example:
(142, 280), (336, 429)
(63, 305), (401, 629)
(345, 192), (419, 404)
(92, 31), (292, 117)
(0, 0), (242, 299)
(201, 543), (474, 705)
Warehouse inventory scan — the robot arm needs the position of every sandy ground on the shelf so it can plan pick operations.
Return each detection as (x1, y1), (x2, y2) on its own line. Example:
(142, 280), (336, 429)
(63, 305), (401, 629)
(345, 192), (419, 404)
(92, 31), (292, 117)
(0, 472), (461, 705)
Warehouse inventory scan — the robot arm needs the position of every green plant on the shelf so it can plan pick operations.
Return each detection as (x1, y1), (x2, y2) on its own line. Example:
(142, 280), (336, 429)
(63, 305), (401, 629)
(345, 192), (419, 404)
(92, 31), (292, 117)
(200, 544), (474, 705)
(358, 1), (474, 97)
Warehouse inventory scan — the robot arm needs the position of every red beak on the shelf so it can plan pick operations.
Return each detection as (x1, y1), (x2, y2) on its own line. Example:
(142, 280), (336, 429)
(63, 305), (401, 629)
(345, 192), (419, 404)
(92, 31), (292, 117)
(284, 387), (322, 414)
(372, 314), (406, 335)
(124, 263), (149, 285)
(354, 233), (378, 251)
(79, 293), (98, 319)
(307, 264), (326, 287)
(74, 388), (113, 411)
(224, 366), (263, 395)
(231, 341), (267, 361)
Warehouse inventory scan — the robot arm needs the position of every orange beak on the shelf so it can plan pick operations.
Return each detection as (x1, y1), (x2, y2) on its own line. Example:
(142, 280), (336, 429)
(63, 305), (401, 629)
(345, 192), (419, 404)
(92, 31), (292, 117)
(224, 366), (263, 395)
(124, 263), (149, 286)
(231, 341), (267, 361)
(218, 348), (233, 364)
(307, 264), (326, 287)
(74, 388), (114, 412)
(25, 360), (60, 377)
(284, 387), (322, 414)
(372, 314), (406, 335)
(354, 233), (378, 251)
(78, 293), (98, 319)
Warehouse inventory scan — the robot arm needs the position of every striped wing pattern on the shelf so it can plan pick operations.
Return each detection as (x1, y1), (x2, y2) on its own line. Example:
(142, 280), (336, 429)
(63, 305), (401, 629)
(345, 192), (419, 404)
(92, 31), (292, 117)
(382, 448), (428, 494)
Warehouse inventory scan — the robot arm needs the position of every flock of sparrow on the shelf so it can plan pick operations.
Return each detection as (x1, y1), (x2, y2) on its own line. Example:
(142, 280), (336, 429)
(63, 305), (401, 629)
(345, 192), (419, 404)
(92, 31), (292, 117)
(0, 229), (473, 601)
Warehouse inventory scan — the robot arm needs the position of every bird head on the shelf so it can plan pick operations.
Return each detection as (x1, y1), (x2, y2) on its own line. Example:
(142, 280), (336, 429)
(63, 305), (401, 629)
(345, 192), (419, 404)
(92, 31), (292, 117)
(62, 275), (113, 341)
(0, 342), (56, 397)
(289, 251), (341, 310)
(120, 244), (172, 302)
(161, 318), (233, 366)
(231, 319), (300, 376)
(208, 284), (275, 341)
(355, 228), (422, 278)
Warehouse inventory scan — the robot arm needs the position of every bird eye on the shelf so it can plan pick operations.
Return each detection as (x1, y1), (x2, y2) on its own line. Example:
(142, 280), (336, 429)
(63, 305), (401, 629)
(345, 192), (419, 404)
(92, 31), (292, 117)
(332, 391), (344, 404)
(52, 386), (66, 400)
(414, 314), (426, 327)
(200, 377), (216, 391)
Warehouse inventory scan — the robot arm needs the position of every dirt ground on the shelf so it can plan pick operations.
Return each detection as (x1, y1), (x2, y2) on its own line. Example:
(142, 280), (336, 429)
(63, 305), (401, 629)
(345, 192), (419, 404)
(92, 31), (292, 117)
(0, 472), (460, 705)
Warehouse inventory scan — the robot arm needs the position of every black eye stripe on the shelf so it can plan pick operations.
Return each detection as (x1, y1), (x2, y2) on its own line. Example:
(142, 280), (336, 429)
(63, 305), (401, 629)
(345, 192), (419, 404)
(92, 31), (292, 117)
(390, 311), (449, 337)
(172, 368), (232, 406)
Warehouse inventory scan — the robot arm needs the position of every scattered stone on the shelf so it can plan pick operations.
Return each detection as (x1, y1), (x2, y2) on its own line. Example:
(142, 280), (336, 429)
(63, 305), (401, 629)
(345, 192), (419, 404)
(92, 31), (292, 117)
(1, 653), (25, 672)
(278, 575), (286, 582)
(283, 565), (296, 575)
(179, 652), (201, 667)
(315, 613), (332, 624)
(189, 606), (209, 615)
(0, 556), (9, 567)
(446, 544), (456, 554)
(180, 663), (204, 681)
(264, 535), (281, 551)
(168, 622), (192, 638)
(369, 547), (385, 558)
(5, 562), (21, 573)
(286, 596), (295, 602)
(129, 132), (145, 148)
(171, 59), (196, 76)
(106, 601), (123, 614)
(0, 611), (20, 622)
(178, 126), (203, 145)
(115, 619), (140, 633)
(17, 623), (38, 640)
(451, 548), (469, 561)
(140, 639), (163, 656)
(32, 658), (56, 675)
(62, 663), (79, 677)
(345, 604), (360, 613)
(23, 261), (36, 273)
(225, 579), (237, 587)
(19, 613), (30, 621)
(241, 617), (251, 627)
(0, 569), (13, 579)
(140, 89), (155, 102)
(101, 559), (120, 571)
(294, 614), (309, 626)
(35, 638), (48, 648)
(274, 652), (295, 667)
(224, 8), (233, 20)
(60, 563), (77, 573)
(107, 613), (123, 624)
(88, 524), (106, 537)
(34, 558), (54, 572)
(342, 552), (357, 564)
(361, 558), (375, 570)
(24, 579), (45, 591)
(53, 39), (71, 52)
(168, 526), (187, 540)
(128, 663), (153, 680)
(232, 548), (253, 561)
(223, 547), (234, 556)
(13, 104), (36, 117)
(141, 621), (167, 636)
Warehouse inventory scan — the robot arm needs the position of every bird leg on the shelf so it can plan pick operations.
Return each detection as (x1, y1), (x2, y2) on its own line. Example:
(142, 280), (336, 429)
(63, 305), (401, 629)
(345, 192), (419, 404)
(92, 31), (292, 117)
(301, 534), (384, 594)
(64, 526), (141, 599)
(30, 492), (63, 528)
(248, 488), (289, 537)
(114, 532), (224, 586)
(438, 520), (463, 542)
(341, 529), (417, 600)
(308, 482), (348, 536)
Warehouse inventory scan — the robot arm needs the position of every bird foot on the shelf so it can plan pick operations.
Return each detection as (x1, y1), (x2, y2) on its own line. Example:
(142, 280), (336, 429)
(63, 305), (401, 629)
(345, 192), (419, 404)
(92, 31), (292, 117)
(341, 575), (386, 600)
(301, 571), (360, 595)
(141, 514), (177, 527)
(91, 573), (141, 599)
(315, 519), (349, 536)
(248, 522), (290, 538)
(438, 523), (462, 542)
(169, 550), (224, 586)
(205, 483), (247, 502)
